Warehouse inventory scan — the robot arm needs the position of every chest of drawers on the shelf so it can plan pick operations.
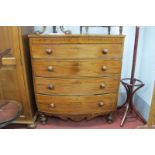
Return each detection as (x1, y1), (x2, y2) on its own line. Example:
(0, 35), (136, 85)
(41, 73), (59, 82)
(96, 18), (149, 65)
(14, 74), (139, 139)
(29, 35), (125, 122)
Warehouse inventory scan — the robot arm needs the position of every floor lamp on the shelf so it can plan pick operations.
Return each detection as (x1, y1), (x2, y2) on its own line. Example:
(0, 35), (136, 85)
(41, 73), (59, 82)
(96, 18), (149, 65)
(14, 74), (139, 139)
(119, 26), (146, 127)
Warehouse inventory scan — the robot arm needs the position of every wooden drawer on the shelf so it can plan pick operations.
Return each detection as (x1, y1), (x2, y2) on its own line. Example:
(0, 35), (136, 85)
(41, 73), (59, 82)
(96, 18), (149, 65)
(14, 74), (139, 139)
(35, 77), (120, 95)
(31, 44), (122, 59)
(32, 59), (122, 77)
(36, 93), (117, 114)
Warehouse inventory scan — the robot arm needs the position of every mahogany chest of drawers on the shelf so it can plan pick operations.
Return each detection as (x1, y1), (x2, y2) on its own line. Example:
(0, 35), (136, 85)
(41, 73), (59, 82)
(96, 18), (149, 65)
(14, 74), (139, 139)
(29, 35), (125, 122)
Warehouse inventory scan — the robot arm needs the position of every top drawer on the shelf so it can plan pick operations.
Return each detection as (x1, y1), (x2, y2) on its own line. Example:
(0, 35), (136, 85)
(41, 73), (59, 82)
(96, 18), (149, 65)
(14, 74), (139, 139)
(30, 44), (122, 59)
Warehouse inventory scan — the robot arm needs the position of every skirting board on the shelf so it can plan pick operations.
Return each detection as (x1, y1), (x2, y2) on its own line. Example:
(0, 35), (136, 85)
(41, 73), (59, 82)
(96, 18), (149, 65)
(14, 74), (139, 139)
(117, 92), (150, 122)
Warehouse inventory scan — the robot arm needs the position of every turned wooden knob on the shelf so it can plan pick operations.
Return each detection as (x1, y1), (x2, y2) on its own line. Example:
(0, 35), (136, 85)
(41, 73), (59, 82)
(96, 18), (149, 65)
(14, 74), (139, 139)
(98, 101), (104, 107)
(102, 48), (109, 54)
(101, 66), (107, 71)
(45, 48), (52, 55)
(50, 103), (55, 108)
(47, 66), (53, 71)
(47, 84), (54, 90)
(100, 83), (106, 89)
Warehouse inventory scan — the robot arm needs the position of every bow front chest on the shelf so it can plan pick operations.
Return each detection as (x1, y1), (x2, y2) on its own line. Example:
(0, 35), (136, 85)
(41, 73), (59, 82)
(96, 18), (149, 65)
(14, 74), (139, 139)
(29, 35), (125, 122)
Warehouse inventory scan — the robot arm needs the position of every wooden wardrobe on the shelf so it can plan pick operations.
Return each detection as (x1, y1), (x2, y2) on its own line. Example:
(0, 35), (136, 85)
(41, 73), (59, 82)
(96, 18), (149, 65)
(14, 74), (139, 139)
(0, 26), (36, 128)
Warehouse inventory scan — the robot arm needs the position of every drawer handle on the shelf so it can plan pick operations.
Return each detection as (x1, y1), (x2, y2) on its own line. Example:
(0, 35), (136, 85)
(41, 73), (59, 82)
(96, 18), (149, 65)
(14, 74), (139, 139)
(100, 83), (106, 89)
(98, 101), (104, 107)
(50, 103), (55, 108)
(47, 66), (54, 72)
(47, 84), (54, 90)
(101, 66), (107, 71)
(102, 48), (109, 54)
(45, 48), (52, 55)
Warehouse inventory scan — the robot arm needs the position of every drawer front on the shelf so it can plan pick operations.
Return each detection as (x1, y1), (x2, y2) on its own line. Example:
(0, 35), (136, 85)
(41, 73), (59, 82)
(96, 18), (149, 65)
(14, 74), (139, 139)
(32, 59), (122, 77)
(36, 93), (117, 114)
(31, 44), (122, 59)
(35, 77), (120, 95)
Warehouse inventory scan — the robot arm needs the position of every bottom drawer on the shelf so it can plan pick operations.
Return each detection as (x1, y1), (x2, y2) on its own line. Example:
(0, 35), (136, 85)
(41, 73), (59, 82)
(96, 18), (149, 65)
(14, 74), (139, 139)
(36, 93), (117, 115)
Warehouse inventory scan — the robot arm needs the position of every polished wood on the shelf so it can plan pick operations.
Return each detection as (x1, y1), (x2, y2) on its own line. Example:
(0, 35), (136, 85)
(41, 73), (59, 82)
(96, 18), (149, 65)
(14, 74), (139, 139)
(29, 35), (125, 121)
(0, 49), (16, 66)
(2, 55), (16, 66)
(0, 49), (11, 58)
(119, 27), (145, 127)
(36, 93), (117, 114)
(27, 122), (37, 129)
(0, 26), (36, 126)
(35, 76), (120, 95)
(107, 113), (114, 123)
(31, 44), (122, 59)
(33, 59), (122, 77)
(148, 83), (155, 127)
(29, 35), (125, 44)
(131, 26), (139, 83)
(39, 112), (47, 124)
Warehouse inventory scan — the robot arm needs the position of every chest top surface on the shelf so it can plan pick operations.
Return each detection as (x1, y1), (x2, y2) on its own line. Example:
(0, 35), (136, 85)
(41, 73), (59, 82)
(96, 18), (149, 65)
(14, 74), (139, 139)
(29, 34), (125, 44)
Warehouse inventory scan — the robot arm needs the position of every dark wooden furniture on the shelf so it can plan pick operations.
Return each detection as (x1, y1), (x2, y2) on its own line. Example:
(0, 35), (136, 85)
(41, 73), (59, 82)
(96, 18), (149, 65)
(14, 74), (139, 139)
(0, 26), (37, 128)
(118, 26), (145, 127)
(119, 78), (144, 127)
(29, 35), (125, 123)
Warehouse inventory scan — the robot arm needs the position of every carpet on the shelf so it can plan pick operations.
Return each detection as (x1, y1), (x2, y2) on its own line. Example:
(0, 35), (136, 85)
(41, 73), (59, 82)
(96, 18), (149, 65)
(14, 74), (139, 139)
(4, 110), (144, 129)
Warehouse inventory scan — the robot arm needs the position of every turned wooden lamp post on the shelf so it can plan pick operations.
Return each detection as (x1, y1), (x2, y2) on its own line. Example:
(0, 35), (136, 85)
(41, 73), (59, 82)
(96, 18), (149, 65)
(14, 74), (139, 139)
(119, 26), (145, 127)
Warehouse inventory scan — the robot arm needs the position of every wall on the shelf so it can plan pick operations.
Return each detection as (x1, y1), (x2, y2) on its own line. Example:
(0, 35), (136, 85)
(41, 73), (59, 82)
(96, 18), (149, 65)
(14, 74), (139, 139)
(137, 27), (155, 103)
(133, 27), (155, 120)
